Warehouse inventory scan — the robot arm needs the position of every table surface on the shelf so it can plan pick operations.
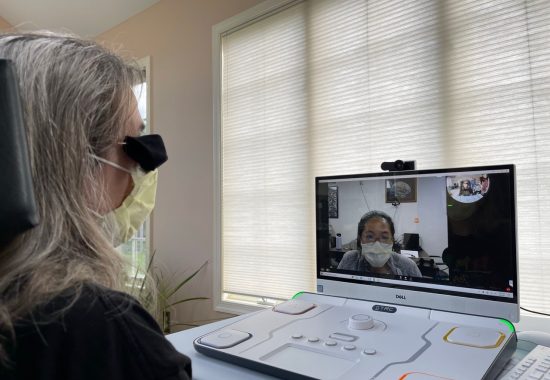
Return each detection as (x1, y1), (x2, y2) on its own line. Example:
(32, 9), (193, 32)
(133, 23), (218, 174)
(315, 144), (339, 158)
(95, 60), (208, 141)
(166, 314), (535, 380)
(167, 314), (279, 379)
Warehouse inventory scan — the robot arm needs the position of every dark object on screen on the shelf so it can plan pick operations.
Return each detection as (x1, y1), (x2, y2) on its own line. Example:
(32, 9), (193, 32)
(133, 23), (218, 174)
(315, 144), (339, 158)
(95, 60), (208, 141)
(402, 233), (420, 251)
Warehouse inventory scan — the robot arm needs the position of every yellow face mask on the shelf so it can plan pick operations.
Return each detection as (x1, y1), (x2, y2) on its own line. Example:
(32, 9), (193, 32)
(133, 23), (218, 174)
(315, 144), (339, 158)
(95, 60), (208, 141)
(92, 155), (158, 246)
(110, 169), (158, 245)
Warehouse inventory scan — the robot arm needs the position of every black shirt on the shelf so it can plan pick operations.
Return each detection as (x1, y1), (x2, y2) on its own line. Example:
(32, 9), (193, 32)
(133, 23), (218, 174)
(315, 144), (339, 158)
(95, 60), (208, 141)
(1, 284), (192, 380)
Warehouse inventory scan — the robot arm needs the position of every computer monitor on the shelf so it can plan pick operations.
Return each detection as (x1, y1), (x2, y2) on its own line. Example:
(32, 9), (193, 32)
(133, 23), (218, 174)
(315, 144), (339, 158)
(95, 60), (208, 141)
(401, 232), (420, 258)
(316, 164), (519, 322)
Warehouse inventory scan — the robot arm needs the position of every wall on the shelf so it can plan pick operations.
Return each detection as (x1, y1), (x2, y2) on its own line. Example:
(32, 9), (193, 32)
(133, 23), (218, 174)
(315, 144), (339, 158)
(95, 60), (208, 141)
(0, 15), (12, 30)
(96, 0), (263, 327)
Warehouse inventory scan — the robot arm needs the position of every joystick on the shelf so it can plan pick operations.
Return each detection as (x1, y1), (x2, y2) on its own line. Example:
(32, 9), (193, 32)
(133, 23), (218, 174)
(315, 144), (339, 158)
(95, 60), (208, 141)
(348, 314), (374, 330)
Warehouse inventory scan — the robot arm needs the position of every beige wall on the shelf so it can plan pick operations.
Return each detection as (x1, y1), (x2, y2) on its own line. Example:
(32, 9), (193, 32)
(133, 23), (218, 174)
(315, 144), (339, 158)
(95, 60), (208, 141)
(97, 0), (262, 327)
(0, 15), (12, 30)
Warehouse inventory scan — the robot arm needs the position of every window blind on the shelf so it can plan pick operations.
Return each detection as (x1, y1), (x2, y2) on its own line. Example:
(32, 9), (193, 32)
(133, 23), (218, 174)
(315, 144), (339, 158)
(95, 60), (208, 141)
(219, 0), (550, 313)
(221, 2), (313, 301)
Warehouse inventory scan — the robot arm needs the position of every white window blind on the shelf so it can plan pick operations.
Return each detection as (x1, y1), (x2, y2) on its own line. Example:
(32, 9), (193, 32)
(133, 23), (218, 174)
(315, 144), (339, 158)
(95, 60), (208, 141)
(221, 2), (313, 301)
(218, 0), (550, 313)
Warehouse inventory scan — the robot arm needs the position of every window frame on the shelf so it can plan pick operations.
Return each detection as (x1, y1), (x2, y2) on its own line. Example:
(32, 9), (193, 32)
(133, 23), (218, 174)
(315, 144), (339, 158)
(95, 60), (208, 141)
(120, 55), (154, 279)
(212, 0), (300, 315)
(212, 0), (550, 332)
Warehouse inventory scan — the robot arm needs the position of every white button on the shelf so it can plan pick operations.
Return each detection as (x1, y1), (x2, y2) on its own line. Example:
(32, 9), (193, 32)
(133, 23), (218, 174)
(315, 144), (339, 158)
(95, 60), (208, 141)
(343, 344), (356, 351)
(531, 371), (545, 379)
(324, 341), (337, 347)
(329, 332), (357, 342)
(445, 326), (503, 348)
(291, 334), (303, 339)
(273, 300), (316, 315)
(362, 348), (377, 355)
(199, 329), (251, 349)
(308, 337), (320, 343)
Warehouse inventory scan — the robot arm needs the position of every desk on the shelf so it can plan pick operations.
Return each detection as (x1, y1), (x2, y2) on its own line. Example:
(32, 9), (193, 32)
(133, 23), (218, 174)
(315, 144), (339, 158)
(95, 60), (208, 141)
(167, 314), (536, 379)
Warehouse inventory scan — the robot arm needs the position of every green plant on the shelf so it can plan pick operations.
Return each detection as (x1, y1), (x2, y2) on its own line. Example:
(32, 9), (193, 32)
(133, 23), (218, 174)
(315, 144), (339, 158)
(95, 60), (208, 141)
(135, 250), (209, 334)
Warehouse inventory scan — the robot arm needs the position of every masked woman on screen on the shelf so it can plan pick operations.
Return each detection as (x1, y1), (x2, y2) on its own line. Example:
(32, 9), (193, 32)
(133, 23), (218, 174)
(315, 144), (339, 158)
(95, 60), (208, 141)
(337, 211), (422, 277)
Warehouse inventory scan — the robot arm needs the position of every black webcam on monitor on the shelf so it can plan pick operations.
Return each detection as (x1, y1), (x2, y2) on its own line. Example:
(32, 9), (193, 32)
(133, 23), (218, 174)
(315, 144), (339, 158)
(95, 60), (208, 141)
(380, 160), (415, 172)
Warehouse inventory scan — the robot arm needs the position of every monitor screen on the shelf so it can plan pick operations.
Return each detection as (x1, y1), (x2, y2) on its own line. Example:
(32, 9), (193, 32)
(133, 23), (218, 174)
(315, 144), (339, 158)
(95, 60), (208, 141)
(316, 164), (518, 321)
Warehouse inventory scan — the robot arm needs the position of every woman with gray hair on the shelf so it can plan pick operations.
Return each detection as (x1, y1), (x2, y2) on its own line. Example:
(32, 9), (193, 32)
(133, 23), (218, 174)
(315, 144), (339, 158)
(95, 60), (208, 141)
(0, 33), (190, 379)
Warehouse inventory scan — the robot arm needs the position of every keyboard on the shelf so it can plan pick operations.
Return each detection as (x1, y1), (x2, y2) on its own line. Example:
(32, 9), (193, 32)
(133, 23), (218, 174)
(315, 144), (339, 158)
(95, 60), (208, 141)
(498, 344), (550, 380)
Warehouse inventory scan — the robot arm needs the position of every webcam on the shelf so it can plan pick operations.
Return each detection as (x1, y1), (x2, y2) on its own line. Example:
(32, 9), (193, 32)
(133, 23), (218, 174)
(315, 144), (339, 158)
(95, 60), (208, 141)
(381, 160), (415, 172)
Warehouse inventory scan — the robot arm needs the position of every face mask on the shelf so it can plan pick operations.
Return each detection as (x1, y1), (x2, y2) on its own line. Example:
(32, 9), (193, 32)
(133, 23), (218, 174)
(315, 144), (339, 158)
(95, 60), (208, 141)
(91, 155), (158, 246)
(361, 241), (393, 268)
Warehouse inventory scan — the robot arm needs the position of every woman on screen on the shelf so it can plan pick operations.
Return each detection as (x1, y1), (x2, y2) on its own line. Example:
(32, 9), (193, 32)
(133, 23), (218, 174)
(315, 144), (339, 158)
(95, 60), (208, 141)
(337, 211), (422, 277)
(459, 180), (473, 196)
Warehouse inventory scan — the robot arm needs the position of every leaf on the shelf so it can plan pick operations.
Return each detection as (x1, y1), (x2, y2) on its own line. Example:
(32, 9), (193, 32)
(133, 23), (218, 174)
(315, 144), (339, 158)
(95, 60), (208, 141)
(167, 296), (209, 308)
(169, 322), (201, 329)
(130, 264), (140, 291)
(166, 260), (208, 299)
(140, 249), (158, 294)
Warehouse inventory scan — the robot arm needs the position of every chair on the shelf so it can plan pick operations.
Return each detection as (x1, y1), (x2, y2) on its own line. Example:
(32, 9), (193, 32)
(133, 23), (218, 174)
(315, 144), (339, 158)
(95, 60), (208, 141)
(0, 59), (39, 248)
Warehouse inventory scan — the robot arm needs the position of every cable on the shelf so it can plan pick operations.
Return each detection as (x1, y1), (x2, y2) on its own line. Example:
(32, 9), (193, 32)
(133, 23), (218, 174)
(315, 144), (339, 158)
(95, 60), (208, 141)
(359, 181), (371, 211)
(520, 306), (550, 317)
(390, 178), (400, 208)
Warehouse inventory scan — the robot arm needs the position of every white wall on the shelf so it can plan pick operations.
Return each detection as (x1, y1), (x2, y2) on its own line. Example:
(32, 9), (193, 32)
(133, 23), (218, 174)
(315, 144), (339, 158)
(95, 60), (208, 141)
(96, 0), (264, 326)
(329, 176), (448, 257)
(0, 15), (12, 30)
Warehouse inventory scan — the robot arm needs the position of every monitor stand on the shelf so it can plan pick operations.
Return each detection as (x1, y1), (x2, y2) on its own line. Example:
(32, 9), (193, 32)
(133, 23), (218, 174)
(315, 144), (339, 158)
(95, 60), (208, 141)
(194, 292), (516, 380)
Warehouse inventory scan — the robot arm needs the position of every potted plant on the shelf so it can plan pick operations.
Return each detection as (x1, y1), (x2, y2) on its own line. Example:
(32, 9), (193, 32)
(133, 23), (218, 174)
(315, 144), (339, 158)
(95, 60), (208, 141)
(133, 250), (209, 333)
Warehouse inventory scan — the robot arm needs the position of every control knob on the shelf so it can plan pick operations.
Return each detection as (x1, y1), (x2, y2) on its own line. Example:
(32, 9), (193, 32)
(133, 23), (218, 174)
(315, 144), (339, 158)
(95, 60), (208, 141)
(348, 314), (374, 330)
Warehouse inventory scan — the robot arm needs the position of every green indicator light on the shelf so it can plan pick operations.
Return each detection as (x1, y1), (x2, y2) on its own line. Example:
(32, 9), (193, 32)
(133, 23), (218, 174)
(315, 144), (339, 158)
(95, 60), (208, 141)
(500, 319), (515, 333)
(292, 291), (304, 299)
(447, 204), (453, 207)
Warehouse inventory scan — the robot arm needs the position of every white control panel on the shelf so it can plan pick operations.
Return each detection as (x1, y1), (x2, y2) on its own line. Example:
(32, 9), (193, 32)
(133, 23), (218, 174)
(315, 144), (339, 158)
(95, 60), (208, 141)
(194, 293), (516, 379)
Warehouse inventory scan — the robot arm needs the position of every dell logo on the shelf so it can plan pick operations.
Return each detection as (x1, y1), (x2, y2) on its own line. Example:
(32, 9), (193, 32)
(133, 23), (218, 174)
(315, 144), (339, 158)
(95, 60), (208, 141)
(395, 294), (406, 300)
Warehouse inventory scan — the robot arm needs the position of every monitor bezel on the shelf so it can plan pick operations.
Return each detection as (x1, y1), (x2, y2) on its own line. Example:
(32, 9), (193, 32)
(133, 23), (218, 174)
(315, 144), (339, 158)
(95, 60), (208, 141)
(315, 164), (519, 322)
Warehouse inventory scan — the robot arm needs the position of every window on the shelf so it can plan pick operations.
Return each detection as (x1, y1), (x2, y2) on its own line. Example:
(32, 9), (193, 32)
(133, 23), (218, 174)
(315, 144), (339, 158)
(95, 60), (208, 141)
(213, 0), (550, 324)
(119, 56), (152, 276)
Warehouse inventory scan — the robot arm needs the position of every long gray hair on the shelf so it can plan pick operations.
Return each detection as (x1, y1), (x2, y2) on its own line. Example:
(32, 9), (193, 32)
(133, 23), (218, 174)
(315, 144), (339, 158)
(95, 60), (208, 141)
(0, 32), (143, 363)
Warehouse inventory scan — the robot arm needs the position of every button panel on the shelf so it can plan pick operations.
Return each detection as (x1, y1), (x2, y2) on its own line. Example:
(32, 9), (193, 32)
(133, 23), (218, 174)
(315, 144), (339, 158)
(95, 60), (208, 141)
(286, 333), (377, 356)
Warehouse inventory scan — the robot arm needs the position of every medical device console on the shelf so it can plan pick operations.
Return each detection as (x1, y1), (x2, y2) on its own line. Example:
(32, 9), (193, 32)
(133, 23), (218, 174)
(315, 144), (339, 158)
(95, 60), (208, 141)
(194, 164), (519, 379)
